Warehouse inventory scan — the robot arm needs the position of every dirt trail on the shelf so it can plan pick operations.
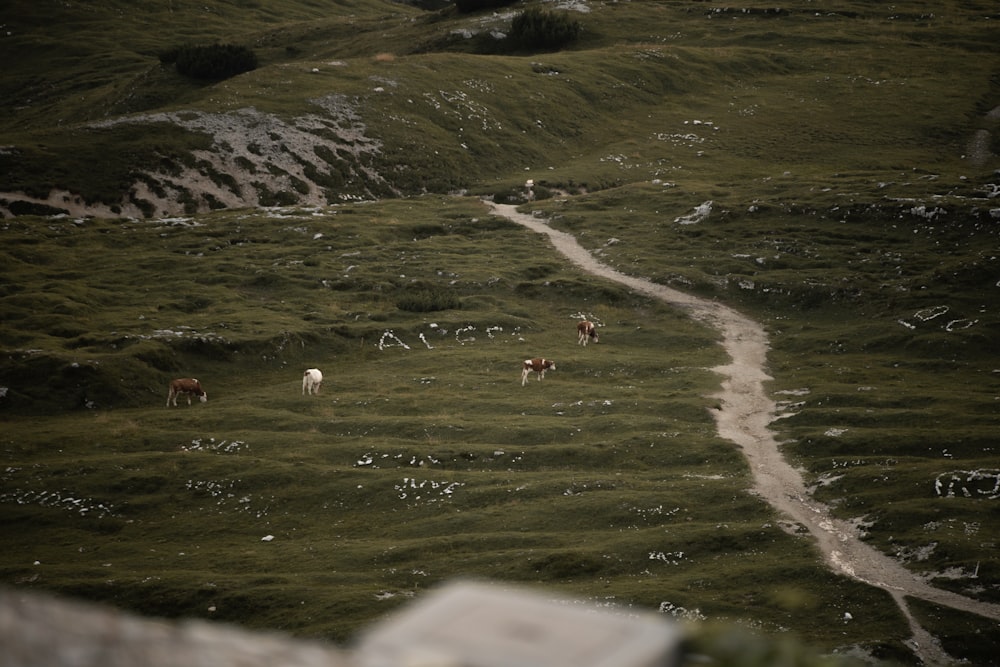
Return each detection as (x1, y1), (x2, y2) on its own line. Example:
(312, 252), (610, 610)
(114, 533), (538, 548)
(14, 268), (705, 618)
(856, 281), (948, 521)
(488, 202), (1000, 666)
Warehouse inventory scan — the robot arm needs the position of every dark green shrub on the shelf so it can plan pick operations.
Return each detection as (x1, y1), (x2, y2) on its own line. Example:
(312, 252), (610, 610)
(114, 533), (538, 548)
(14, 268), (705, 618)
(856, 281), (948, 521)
(509, 7), (581, 50)
(157, 46), (181, 65)
(532, 184), (553, 200)
(396, 287), (461, 312)
(454, 0), (517, 13)
(173, 43), (258, 81)
(492, 187), (529, 204)
(6, 200), (69, 216)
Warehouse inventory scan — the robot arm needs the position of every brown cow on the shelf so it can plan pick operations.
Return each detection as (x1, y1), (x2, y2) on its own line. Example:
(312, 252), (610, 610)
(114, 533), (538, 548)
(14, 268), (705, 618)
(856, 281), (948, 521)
(521, 358), (556, 386)
(577, 320), (599, 346)
(166, 378), (207, 407)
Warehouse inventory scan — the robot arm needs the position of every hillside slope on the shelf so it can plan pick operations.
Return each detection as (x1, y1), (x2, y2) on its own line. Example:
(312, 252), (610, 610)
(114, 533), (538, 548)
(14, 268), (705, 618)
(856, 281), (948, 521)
(3, 2), (1000, 665)
(1, 0), (997, 217)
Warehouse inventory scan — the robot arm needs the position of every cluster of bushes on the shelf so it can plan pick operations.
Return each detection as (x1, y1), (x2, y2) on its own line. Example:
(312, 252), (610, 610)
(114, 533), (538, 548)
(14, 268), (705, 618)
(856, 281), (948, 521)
(509, 7), (581, 50)
(160, 43), (258, 81)
(453, 0), (517, 12)
(453, 1), (580, 51)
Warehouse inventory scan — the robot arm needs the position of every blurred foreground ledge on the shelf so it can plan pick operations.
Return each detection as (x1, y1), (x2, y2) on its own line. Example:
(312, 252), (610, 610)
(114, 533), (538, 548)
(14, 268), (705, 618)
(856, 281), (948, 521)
(0, 581), (682, 667)
(0, 584), (351, 667)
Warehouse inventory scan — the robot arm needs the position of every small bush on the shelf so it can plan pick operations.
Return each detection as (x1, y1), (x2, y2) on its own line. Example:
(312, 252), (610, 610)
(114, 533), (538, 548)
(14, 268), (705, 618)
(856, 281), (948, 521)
(492, 186), (530, 204)
(157, 46), (181, 65)
(173, 43), (258, 81)
(532, 184), (554, 200)
(6, 200), (69, 216)
(396, 288), (461, 312)
(509, 7), (581, 51)
(454, 0), (517, 13)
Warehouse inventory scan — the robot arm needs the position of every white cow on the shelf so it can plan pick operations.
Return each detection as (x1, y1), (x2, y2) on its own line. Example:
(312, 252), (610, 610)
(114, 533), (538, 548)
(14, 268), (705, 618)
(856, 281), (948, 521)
(302, 368), (323, 395)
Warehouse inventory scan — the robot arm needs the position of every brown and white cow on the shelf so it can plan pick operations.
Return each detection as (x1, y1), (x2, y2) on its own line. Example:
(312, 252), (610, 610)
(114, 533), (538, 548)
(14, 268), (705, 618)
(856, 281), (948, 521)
(166, 378), (207, 407)
(302, 368), (323, 395)
(521, 358), (556, 386)
(577, 320), (599, 346)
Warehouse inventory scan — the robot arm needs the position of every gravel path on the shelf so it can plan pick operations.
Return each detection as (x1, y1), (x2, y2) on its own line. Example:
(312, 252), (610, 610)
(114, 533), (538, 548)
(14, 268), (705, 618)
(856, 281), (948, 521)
(488, 202), (1000, 666)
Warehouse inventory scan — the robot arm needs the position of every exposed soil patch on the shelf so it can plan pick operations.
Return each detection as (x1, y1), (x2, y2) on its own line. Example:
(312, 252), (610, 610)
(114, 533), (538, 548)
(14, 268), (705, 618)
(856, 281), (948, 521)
(488, 201), (1000, 666)
(0, 97), (389, 219)
(966, 104), (1000, 166)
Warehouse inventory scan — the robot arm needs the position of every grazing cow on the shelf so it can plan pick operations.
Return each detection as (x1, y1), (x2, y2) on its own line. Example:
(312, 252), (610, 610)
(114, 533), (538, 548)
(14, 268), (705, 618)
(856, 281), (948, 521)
(166, 378), (207, 407)
(302, 368), (323, 395)
(577, 320), (599, 346)
(521, 358), (556, 386)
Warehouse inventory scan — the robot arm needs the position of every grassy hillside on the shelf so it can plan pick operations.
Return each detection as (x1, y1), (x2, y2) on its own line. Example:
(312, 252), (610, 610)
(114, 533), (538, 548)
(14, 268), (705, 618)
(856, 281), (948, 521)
(2, 1), (1000, 665)
(2, 1), (997, 214)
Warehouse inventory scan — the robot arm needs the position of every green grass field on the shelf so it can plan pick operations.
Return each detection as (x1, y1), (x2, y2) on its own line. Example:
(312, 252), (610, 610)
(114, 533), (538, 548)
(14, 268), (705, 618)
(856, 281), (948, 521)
(2, 1), (999, 665)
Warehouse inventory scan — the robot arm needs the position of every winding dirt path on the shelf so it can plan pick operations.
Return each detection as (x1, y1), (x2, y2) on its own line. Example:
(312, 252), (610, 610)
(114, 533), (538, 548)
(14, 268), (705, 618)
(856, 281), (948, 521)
(488, 202), (1000, 666)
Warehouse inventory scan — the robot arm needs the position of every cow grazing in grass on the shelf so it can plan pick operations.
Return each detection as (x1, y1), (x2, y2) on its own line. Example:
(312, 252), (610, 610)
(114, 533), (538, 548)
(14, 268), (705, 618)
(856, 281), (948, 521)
(577, 320), (599, 346)
(166, 378), (207, 407)
(302, 368), (323, 395)
(521, 358), (555, 386)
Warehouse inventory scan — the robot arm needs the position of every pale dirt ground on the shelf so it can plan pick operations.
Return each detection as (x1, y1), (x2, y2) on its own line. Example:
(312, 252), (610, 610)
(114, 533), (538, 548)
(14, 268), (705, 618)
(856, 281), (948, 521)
(488, 202), (1000, 667)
